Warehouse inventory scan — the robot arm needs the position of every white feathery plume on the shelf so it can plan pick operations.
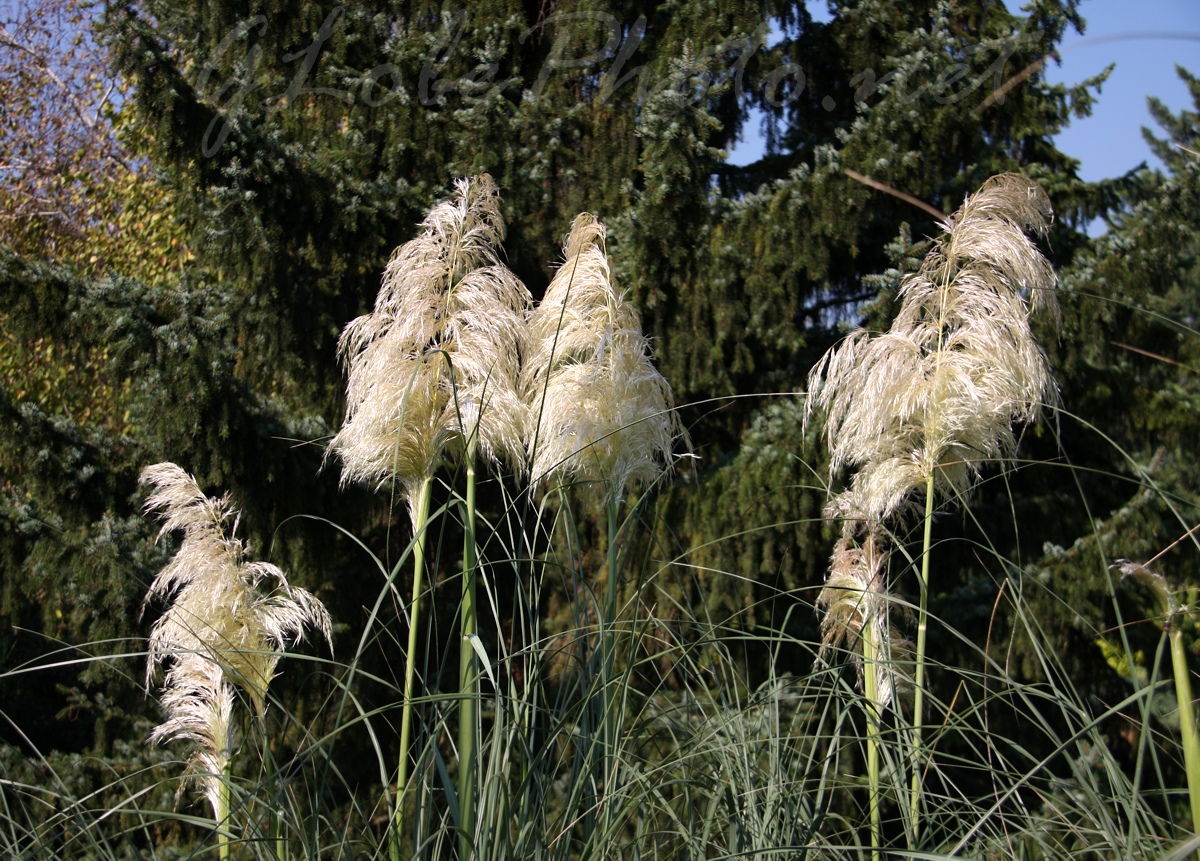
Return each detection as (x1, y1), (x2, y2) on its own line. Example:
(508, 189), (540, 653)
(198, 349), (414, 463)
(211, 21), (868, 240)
(807, 173), (1058, 522)
(330, 174), (531, 511)
(816, 512), (910, 708)
(141, 462), (332, 813)
(148, 655), (236, 817)
(522, 213), (683, 503)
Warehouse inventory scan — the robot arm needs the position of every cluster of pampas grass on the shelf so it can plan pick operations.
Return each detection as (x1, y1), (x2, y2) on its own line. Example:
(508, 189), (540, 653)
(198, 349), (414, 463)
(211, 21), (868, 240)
(332, 181), (683, 508)
(141, 462), (330, 832)
(807, 173), (1059, 853)
(49, 171), (1193, 861)
(520, 212), (684, 840)
(327, 178), (683, 859)
(328, 175), (536, 860)
(131, 179), (684, 859)
(807, 171), (1058, 690)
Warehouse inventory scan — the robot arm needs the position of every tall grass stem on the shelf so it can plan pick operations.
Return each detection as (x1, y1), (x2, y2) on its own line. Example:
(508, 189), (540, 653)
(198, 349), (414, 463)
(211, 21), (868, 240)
(909, 470), (935, 847)
(602, 493), (620, 832)
(458, 441), (479, 861)
(861, 616), (882, 861)
(1115, 559), (1200, 850)
(1168, 620), (1200, 845)
(393, 475), (434, 861)
(218, 760), (231, 861)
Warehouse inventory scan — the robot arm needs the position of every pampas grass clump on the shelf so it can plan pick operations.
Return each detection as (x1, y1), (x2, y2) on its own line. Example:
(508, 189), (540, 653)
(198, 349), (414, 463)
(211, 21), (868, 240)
(141, 462), (331, 820)
(519, 212), (684, 844)
(329, 175), (531, 860)
(523, 212), (682, 502)
(807, 173), (1060, 852)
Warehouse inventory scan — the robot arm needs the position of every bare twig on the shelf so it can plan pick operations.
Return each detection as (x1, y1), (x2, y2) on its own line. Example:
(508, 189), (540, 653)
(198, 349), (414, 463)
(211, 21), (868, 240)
(1146, 523), (1200, 568)
(1111, 341), (1198, 373)
(843, 168), (945, 221)
(0, 24), (100, 130)
(973, 52), (1055, 117)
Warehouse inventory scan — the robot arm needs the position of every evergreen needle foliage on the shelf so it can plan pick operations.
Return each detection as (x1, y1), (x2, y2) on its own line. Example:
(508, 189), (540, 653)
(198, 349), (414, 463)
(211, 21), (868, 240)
(141, 462), (331, 815)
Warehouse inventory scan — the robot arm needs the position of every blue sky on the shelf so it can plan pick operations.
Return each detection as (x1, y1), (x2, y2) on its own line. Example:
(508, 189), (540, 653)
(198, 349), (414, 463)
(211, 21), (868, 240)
(728, 1), (1200, 181)
(1045, 0), (1199, 180)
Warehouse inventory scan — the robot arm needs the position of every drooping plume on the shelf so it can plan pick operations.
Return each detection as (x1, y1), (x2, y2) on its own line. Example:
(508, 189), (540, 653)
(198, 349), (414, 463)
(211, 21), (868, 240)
(330, 175), (530, 510)
(142, 463), (332, 812)
(808, 173), (1058, 522)
(522, 213), (683, 502)
(817, 520), (910, 708)
(148, 655), (236, 818)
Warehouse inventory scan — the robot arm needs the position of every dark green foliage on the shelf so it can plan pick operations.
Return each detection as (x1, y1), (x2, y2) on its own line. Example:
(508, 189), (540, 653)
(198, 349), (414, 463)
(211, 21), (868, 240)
(1007, 70), (1200, 685)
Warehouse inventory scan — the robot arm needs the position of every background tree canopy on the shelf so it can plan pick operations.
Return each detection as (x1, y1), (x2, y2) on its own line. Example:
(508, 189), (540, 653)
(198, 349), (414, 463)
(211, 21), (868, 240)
(1, 0), (1197, 851)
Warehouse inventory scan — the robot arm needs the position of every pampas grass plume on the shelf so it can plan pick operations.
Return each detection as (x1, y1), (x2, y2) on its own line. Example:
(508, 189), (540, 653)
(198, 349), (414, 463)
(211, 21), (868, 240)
(142, 463), (332, 811)
(331, 174), (530, 510)
(148, 656), (236, 818)
(817, 518), (910, 707)
(522, 213), (683, 501)
(808, 173), (1058, 522)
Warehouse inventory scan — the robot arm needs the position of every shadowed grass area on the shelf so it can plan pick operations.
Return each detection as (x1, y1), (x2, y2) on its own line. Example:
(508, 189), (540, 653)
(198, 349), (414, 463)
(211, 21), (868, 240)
(3, 438), (1194, 860)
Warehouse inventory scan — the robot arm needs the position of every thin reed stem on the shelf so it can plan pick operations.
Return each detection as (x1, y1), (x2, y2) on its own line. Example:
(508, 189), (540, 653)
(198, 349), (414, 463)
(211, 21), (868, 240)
(1116, 559), (1200, 854)
(602, 493), (620, 825)
(260, 715), (286, 861)
(909, 470), (935, 848)
(458, 439), (479, 861)
(1168, 620), (1200, 845)
(862, 618), (882, 861)
(218, 759), (231, 861)
(581, 493), (623, 844)
(393, 475), (434, 861)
